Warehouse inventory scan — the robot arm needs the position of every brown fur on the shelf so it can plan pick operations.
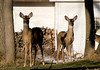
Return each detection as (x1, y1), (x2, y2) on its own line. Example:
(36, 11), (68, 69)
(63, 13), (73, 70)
(95, 34), (100, 43)
(56, 15), (77, 64)
(20, 12), (44, 67)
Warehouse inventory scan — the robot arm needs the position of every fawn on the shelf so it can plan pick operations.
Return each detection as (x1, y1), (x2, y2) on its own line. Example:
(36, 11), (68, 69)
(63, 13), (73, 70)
(56, 15), (77, 64)
(19, 12), (45, 67)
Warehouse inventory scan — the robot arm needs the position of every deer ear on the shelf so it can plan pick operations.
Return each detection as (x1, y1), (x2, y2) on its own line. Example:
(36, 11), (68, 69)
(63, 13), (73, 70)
(29, 12), (33, 18)
(73, 15), (77, 21)
(65, 16), (70, 22)
(19, 12), (24, 18)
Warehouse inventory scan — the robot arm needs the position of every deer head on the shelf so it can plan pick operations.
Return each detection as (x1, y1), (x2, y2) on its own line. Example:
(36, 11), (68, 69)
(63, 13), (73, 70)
(65, 15), (77, 27)
(19, 12), (33, 25)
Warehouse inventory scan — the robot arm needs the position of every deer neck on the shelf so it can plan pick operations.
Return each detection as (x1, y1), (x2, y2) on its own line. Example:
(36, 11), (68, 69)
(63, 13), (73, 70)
(67, 25), (74, 36)
(23, 23), (29, 34)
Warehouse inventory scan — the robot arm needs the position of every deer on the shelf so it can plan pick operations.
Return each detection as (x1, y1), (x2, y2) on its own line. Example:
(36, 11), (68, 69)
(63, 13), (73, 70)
(95, 33), (100, 50)
(95, 34), (100, 43)
(56, 15), (77, 64)
(19, 12), (45, 67)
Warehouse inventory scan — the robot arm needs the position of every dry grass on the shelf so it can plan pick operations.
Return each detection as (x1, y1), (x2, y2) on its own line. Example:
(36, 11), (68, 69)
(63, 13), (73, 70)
(0, 54), (6, 67)
(86, 48), (100, 62)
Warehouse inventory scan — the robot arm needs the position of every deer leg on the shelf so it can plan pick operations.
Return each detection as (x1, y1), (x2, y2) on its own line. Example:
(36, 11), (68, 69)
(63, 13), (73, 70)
(56, 44), (60, 64)
(66, 47), (68, 62)
(39, 44), (45, 65)
(33, 45), (37, 65)
(29, 43), (32, 67)
(61, 47), (64, 64)
(69, 45), (72, 62)
(24, 44), (27, 67)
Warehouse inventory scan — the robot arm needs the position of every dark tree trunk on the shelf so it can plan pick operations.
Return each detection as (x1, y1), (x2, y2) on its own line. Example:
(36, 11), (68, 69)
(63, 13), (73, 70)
(4, 0), (15, 64)
(84, 0), (95, 57)
(0, 0), (5, 55)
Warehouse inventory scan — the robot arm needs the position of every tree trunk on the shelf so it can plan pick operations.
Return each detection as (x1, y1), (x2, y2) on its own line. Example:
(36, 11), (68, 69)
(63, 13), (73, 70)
(0, 0), (5, 55)
(4, 0), (15, 64)
(84, 0), (95, 57)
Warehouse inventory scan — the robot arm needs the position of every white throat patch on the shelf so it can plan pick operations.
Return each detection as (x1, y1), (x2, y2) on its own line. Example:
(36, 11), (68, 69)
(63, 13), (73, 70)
(24, 24), (28, 26)
(69, 26), (73, 28)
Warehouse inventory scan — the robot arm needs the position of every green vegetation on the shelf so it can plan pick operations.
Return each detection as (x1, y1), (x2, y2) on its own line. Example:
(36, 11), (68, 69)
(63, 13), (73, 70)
(0, 60), (100, 70)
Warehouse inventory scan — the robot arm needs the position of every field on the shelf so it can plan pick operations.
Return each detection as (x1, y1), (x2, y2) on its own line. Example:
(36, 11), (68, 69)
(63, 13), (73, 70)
(0, 60), (100, 70)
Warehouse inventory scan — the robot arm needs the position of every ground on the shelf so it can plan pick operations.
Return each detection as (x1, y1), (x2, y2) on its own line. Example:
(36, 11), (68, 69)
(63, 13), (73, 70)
(0, 27), (100, 69)
(0, 60), (100, 70)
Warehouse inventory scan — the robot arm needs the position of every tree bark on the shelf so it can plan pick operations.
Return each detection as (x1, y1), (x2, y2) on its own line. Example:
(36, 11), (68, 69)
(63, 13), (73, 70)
(0, 0), (5, 55)
(84, 0), (95, 57)
(4, 0), (15, 64)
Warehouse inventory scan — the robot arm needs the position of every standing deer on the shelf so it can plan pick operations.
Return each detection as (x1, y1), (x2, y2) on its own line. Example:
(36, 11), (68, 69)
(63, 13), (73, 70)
(56, 15), (77, 64)
(19, 12), (45, 67)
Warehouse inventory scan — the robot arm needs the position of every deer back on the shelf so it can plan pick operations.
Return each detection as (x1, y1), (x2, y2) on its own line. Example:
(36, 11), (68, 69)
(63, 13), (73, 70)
(32, 27), (43, 44)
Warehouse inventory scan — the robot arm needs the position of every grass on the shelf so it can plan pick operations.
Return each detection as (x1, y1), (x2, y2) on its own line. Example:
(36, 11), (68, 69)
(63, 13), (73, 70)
(0, 60), (100, 70)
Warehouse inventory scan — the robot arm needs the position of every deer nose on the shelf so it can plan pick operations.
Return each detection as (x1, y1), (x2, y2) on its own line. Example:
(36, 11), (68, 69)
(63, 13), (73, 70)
(72, 23), (74, 26)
